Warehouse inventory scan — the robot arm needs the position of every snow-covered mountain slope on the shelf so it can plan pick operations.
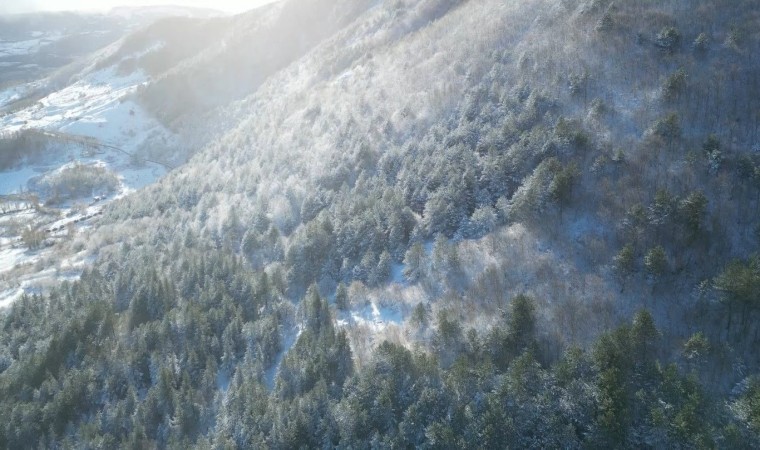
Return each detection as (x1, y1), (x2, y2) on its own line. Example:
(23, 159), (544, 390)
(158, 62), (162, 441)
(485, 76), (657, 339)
(2, 1), (760, 447)
(1, 0), (758, 367)
(0, 0), (382, 307)
(86, 0), (760, 359)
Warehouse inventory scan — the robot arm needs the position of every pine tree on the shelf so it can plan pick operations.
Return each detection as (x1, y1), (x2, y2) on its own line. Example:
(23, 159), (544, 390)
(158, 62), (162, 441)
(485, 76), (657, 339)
(508, 294), (537, 354)
(713, 255), (760, 336)
(402, 243), (425, 283)
(644, 246), (668, 278)
(335, 283), (349, 311)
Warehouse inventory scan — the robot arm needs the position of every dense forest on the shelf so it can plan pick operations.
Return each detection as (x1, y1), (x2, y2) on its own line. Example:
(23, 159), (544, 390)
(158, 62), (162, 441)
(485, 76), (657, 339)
(1, 0), (760, 447)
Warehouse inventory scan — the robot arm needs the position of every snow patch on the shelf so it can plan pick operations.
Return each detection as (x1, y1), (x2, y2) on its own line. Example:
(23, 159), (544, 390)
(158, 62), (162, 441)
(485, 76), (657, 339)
(390, 262), (406, 284)
(0, 66), (168, 160)
(0, 32), (63, 57)
(216, 370), (231, 393)
(264, 325), (302, 390)
(337, 301), (403, 332)
(0, 166), (40, 194)
(0, 246), (29, 273)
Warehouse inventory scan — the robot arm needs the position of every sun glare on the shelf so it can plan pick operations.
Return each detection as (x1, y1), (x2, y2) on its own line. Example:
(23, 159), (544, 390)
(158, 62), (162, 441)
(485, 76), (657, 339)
(3, 0), (274, 14)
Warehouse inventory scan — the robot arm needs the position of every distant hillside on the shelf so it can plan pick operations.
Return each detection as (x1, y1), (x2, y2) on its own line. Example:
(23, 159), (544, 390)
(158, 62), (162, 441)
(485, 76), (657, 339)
(131, 0), (379, 127)
(0, 12), (127, 86)
(108, 5), (225, 20)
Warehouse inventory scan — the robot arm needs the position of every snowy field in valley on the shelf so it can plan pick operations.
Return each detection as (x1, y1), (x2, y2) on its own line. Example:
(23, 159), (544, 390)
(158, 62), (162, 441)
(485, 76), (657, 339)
(0, 59), (175, 307)
(0, 32), (63, 58)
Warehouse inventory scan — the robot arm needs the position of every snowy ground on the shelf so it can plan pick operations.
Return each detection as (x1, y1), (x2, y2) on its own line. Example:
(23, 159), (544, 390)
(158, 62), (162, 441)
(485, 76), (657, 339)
(264, 325), (303, 390)
(0, 166), (41, 194)
(0, 84), (31, 109)
(0, 59), (175, 308)
(1, 67), (163, 148)
(337, 299), (404, 332)
(0, 33), (62, 58)
(0, 197), (102, 307)
(334, 246), (433, 335)
(0, 246), (29, 274)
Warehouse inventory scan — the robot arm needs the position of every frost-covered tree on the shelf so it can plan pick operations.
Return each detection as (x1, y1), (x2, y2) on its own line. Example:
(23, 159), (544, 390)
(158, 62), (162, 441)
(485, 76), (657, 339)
(656, 26), (681, 53)
(614, 244), (636, 276)
(461, 205), (497, 239)
(402, 242), (425, 283)
(677, 191), (708, 239)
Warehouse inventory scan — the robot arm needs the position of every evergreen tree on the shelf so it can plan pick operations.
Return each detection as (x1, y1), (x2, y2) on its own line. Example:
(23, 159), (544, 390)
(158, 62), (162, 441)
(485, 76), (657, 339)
(402, 242), (425, 283)
(335, 282), (349, 311)
(644, 246), (668, 278)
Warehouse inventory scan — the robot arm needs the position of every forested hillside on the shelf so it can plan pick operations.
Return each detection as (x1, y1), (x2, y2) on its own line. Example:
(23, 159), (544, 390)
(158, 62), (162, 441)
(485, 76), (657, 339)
(1, 0), (760, 447)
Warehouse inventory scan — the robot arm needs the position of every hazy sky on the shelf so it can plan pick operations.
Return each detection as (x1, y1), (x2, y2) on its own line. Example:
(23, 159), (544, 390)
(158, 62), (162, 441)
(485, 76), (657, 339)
(0, 1), (276, 15)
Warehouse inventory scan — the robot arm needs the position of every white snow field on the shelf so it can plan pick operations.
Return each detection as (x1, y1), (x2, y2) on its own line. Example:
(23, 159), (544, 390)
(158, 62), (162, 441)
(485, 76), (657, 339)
(0, 59), (175, 307)
(0, 32), (63, 58)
